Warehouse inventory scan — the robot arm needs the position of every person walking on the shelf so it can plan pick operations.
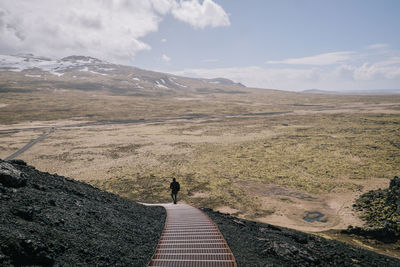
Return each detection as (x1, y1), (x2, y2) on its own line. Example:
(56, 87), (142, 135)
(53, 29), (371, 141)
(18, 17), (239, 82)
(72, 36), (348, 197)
(170, 178), (180, 204)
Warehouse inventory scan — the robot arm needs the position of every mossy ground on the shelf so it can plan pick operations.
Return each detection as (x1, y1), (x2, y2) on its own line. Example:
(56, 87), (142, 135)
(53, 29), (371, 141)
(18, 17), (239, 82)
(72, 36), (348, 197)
(1, 84), (400, 232)
(353, 177), (400, 237)
(89, 112), (400, 219)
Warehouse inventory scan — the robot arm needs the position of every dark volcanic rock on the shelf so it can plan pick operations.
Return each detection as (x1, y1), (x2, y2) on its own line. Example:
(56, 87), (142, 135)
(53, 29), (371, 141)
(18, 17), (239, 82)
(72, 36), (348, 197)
(8, 159), (28, 166)
(204, 209), (400, 267)
(387, 176), (400, 213)
(0, 161), (27, 188)
(0, 159), (165, 266)
(348, 176), (400, 242)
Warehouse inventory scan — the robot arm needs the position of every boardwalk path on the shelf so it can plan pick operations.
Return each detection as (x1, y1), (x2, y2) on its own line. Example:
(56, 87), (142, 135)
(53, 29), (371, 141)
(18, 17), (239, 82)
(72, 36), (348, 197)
(144, 203), (237, 267)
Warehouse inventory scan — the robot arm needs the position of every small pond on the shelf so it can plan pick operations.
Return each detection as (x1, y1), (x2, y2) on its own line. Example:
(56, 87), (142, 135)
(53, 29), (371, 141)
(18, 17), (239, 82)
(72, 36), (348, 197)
(303, 211), (327, 223)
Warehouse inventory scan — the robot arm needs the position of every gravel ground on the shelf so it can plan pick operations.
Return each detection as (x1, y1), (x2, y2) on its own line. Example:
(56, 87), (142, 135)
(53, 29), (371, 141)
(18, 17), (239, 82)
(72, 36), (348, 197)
(204, 209), (400, 267)
(0, 159), (165, 266)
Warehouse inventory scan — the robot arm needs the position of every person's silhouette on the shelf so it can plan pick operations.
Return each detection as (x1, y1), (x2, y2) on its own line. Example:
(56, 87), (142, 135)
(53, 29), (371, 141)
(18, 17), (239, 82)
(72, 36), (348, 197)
(170, 178), (180, 204)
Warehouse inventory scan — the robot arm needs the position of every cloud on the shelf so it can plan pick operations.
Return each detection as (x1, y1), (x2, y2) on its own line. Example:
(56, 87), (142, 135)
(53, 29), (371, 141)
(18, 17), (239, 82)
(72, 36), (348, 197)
(171, 0), (230, 29)
(202, 58), (219, 62)
(0, 0), (230, 63)
(173, 55), (400, 91)
(374, 57), (400, 67)
(267, 51), (354, 66)
(151, 0), (177, 14)
(173, 66), (318, 90)
(162, 54), (171, 62)
(366, 43), (389, 50)
(352, 59), (400, 81)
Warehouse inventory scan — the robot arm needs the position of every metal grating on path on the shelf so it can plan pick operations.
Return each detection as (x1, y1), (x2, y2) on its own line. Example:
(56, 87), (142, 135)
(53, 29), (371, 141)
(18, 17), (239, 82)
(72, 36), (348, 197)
(145, 203), (237, 267)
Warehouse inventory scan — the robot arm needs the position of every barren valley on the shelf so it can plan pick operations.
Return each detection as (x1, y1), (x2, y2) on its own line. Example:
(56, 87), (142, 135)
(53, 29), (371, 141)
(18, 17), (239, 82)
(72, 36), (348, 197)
(1, 54), (400, 257)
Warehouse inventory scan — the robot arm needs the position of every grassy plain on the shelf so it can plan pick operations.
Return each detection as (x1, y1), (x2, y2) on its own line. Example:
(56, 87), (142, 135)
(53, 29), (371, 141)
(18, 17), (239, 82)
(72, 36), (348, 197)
(1, 84), (400, 237)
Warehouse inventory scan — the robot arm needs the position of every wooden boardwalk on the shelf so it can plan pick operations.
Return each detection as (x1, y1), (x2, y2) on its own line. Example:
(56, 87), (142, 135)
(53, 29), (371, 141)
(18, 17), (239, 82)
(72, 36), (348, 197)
(145, 203), (237, 267)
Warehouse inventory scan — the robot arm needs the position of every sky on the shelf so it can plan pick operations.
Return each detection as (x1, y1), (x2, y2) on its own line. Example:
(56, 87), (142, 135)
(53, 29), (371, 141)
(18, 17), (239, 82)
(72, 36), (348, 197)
(0, 0), (400, 91)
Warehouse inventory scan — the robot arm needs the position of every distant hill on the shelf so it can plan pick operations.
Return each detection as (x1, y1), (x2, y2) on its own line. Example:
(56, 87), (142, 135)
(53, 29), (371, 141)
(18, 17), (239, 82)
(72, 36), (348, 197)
(301, 89), (341, 94)
(0, 54), (246, 97)
(302, 89), (400, 95)
(207, 77), (245, 87)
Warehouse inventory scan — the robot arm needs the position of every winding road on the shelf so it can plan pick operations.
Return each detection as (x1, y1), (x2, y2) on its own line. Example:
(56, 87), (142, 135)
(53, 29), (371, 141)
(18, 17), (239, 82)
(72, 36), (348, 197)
(4, 127), (57, 161)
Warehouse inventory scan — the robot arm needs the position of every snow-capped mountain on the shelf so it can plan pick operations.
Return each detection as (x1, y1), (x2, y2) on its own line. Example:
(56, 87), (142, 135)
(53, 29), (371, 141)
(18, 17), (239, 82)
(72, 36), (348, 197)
(0, 54), (245, 96)
(1, 54), (117, 77)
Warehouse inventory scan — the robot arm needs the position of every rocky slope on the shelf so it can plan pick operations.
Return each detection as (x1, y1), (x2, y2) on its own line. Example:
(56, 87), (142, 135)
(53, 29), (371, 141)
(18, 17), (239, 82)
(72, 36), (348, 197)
(0, 159), (165, 266)
(344, 176), (400, 243)
(204, 209), (400, 266)
(2, 158), (400, 266)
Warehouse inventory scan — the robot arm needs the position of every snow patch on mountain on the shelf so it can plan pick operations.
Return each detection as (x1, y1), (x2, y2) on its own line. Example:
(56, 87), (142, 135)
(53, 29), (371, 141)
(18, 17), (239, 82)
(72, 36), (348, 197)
(134, 83), (144, 89)
(90, 71), (108, 76)
(169, 77), (187, 88)
(0, 54), (110, 77)
(24, 74), (42, 78)
(155, 80), (169, 89)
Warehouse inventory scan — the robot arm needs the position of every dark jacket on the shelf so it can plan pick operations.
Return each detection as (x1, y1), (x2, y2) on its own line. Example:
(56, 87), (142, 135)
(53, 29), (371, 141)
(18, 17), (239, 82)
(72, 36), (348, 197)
(170, 181), (180, 194)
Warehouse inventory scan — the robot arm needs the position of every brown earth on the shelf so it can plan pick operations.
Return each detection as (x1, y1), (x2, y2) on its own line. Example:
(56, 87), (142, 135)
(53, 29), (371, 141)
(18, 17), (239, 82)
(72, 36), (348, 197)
(1, 105), (399, 235)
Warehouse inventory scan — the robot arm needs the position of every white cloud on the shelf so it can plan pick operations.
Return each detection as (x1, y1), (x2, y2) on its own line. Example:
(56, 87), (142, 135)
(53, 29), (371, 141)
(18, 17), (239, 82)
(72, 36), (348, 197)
(202, 58), (219, 62)
(352, 60), (400, 81)
(173, 55), (400, 91)
(0, 0), (230, 63)
(373, 57), (400, 67)
(151, 0), (177, 14)
(162, 54), (171, 62)
(366, 43), (389, 50)
(267, 51), (354, 66)
(173, 66), (318, 90)
(171, 0), (230, 29)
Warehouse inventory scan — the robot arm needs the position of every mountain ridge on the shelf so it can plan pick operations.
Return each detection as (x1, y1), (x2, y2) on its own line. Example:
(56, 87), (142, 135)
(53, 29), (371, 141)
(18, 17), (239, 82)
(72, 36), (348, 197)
(0, 54), (245, 97)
